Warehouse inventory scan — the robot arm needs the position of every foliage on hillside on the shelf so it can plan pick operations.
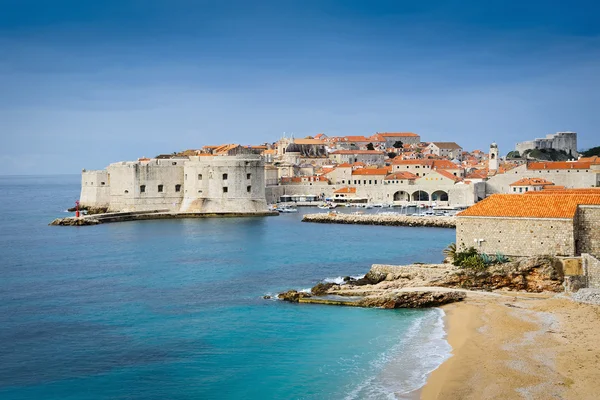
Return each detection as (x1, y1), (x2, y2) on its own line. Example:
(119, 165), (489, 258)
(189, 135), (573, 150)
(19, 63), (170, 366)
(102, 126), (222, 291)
(523, 148), (572, 161)
(581, 146), (600, 157)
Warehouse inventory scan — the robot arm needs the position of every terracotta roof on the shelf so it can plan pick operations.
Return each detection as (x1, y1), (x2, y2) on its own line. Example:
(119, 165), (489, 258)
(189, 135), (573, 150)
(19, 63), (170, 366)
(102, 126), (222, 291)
(334, 186), (357, 194)
(281, 176), (329, 183)
(391, 159), (433, 165)
(527, 161), (592, 170)
(434, 169), (462, 182)
(385, 172), (418, 180)
(429, 142), (462, 150)
(337, 163), (352, 168)
(342, 136), (371, 142)
(465, 170), (488, 179)
(530, 188), (600, 194)
(432, 160), (461, 169)
(331, 150), (385, 155)
(293, 139), (325, 145)
(458, 194), (600, 219)
(352, 168), (389, 176)
(578, 156), (600, 163)
(509, 178), (555, 187)
(376, 132), (420, 137)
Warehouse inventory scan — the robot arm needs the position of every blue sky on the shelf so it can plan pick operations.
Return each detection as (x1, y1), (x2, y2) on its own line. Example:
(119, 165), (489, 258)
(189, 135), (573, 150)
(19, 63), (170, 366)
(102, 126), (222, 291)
(1, 0), (599, 174)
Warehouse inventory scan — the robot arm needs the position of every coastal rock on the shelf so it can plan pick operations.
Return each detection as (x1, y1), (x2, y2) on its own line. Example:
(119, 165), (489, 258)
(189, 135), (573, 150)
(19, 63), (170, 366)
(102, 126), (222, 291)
(49, 217), (101, 226)
(278, 290), (312, 302)
(358, 291), (466, 309)
(311, 282), (338, 296)
(67, 205), (108, 215)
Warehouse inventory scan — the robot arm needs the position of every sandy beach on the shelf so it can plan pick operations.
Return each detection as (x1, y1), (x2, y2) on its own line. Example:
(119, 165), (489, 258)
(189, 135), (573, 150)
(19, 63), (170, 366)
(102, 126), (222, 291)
(421, 294), (600, 400)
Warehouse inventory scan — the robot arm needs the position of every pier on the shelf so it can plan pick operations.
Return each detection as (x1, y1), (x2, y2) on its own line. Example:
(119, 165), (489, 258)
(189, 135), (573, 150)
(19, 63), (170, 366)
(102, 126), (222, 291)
(301, 212), (456, 228)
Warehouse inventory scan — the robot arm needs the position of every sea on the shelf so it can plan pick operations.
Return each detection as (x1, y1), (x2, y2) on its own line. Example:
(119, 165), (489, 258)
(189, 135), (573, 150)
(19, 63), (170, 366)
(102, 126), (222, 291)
(0, 175), (455, 400)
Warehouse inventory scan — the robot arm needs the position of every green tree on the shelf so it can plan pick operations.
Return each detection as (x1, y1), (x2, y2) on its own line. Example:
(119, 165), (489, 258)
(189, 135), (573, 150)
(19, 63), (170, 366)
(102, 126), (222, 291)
(366, 142), (375, 150)
(387, 152), (397, 159)
(581, 146), (600, 157)
(393, 140), (403, 148)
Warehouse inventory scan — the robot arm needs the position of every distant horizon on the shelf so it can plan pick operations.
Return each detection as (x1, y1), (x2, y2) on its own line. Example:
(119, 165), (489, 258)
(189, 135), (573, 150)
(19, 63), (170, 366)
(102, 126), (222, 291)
(2, 0), (599, 174)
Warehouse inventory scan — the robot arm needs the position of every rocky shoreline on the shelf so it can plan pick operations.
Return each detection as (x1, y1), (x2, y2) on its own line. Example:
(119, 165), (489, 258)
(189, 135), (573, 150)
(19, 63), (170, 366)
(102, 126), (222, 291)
(276, 256), (565, 309)
(302, 213), (456, 228)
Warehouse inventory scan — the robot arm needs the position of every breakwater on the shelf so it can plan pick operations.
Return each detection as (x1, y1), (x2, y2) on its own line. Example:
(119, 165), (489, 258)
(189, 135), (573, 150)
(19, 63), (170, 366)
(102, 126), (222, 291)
(302, 212), (456, 228)
(50, 210), (279, 226)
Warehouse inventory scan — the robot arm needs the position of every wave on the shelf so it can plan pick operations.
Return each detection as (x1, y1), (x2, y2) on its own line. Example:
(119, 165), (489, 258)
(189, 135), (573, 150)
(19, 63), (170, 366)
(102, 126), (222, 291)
(344, 308), (451, 399)
(322, 275), (365, 285)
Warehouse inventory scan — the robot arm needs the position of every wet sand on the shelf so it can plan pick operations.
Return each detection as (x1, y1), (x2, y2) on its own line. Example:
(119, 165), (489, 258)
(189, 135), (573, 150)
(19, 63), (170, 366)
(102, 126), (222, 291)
(421, 294), (600, 399)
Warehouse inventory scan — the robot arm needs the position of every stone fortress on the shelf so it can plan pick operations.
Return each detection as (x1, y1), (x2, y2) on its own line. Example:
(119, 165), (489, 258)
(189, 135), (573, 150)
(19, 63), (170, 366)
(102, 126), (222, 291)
(80, 154), (268, 214)
(515, 131), (578, 157)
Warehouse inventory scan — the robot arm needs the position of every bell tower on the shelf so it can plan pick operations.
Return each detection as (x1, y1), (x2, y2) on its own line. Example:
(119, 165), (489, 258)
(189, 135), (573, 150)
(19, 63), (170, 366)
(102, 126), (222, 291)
(489, 142), (499, 171)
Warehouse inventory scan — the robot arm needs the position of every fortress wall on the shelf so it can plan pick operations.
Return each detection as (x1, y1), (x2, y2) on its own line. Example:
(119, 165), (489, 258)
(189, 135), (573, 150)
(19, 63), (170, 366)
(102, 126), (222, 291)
(80, 170), (110, 208)
(576, 206), (600, 256)
(456, 216), (576, 257)
(107, 160), (184, 212)
(181, 155), (268, 213)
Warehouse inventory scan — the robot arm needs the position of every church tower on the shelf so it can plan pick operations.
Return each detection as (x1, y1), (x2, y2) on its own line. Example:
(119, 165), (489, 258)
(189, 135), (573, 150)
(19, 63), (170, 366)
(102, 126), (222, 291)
(489, 142), (499, 172)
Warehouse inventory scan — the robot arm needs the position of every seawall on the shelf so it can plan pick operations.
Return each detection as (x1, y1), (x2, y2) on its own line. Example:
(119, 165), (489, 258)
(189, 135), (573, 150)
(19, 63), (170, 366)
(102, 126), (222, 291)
(50, 210), (279, 226)
(302, 213), (456, 228)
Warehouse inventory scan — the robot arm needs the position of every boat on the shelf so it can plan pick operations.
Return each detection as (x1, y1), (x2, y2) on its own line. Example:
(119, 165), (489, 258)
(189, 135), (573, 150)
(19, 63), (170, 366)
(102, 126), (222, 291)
(276, 205), (298, 213)
(318, 202), (337, 210)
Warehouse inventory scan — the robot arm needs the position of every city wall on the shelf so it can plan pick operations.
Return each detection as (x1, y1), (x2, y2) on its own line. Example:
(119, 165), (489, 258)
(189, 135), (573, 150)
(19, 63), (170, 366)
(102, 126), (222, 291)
(456, 216), (576, 257)
(576, 206), (600, 255)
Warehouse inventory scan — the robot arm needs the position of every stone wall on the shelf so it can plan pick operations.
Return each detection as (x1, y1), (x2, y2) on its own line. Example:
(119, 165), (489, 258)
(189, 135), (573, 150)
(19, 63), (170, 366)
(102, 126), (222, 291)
(582, 254), (600, 289)
(80, 170), (110, 208)
(577, 206), (600, 255)
(456, 216), (575, 257)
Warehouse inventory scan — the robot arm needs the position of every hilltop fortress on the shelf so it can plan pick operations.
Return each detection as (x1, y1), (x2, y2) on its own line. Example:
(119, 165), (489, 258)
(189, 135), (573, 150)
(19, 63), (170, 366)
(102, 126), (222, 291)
(80, 154), (268, 214)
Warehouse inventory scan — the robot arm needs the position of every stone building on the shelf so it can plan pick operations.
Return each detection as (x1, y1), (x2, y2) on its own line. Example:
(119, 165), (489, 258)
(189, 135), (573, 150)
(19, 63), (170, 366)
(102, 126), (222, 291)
(423, 142), (463, 160)
(80, 154), (268, 214)
(329, 150), (386, 165)
(515, 131), (578, 157)
(456, 192), (600, 257)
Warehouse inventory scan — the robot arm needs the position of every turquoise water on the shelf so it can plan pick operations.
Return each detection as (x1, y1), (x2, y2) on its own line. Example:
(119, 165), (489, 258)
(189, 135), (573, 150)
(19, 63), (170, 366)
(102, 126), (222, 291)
(0, 175), (454, 399)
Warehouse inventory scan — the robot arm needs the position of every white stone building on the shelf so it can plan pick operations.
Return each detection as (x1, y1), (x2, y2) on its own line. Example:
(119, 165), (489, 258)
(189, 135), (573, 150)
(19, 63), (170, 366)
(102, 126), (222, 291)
(80, 155), (269, 214)
(515, 131), (578, 157)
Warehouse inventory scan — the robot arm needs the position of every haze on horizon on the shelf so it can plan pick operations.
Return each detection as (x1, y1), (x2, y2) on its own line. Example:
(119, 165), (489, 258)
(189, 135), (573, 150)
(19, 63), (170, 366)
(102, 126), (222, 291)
(1, 0), (599, 175)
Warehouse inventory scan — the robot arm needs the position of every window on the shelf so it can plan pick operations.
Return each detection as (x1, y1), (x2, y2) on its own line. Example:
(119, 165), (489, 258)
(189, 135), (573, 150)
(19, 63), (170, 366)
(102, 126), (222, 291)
(124, 190), (129, 194)
(185, 174), (187, 180)
(247, 173), (251, 179)
(175, 184), (181, 192)
(140, 185), (146, 193)
(101, 182), (105, 185)
(374, 180), (377, 184)
(223, 187), (228, 193)
(342, 180), (345, 184)
(247, 186), (251, 192)
(198, 174), (202, 180)
(223, 173), (228, 180)
(369, 180), (372, 184)
(158, 185), (163, 193)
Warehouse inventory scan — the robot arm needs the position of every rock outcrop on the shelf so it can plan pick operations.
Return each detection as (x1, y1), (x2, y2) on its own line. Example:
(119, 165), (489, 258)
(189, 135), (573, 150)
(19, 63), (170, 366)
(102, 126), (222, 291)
(67, 206), (108, 215)
(302, 213), (455, 228)
(49, 217), (101, 226)
(277, 290), (312, 302)
(357, 291), (466, 309)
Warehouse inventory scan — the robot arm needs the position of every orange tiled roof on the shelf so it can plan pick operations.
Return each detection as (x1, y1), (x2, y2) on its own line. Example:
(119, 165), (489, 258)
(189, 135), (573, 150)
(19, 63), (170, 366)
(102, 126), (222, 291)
(385, 172), (418, 180)
(337, 163), (352, 168)
(432, 160), (461, 169)
(376, 132), (420, 137)
(458, 193), (600, 219)
(434, 169), (462, 182)
(578, 156), (600, 163)
(527, 161), (592, 170)
(293, 138), (325, 145)
(334, 186), (357, 194)
(352, 168), (389, 176)
(342, 136), (371, 142)
(465, 170), (488, 179)
(529, 188), (600, 194)
(510, 178), (555, 187)
(331, 150), (385, 155)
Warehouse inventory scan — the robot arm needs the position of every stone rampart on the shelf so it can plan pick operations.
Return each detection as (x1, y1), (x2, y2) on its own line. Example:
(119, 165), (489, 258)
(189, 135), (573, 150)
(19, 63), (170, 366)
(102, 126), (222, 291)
(456, 216), (575, 256)
(576, 206), (600, 255)
(582, 254), (600, 289)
